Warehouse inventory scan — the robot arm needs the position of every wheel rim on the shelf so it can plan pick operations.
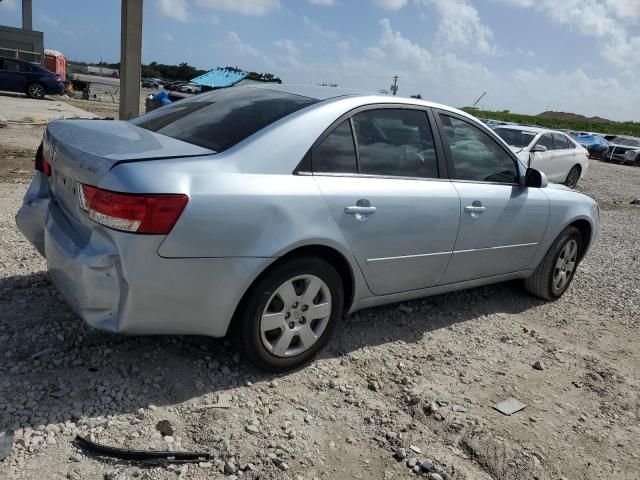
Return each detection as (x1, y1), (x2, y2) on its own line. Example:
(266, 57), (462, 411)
(553, 239), (578, 293)
(29, 84), (44, 97)
(566, 167), (579, 188)
(260, 274), (332, 358)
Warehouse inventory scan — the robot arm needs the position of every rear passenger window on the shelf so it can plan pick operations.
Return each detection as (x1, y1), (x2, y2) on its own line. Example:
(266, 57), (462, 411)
(315, 120), (357, 173)
(352, 109), (438, 178)
(553, 133), (570, 149)
(439, 114), (518, 183)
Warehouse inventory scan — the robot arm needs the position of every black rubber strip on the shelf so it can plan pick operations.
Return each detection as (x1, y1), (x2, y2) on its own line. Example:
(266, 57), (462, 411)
(74, 436), (211, 464)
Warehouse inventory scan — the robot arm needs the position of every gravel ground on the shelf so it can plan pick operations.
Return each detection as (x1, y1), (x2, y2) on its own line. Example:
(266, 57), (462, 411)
(0, 157), (639, 480)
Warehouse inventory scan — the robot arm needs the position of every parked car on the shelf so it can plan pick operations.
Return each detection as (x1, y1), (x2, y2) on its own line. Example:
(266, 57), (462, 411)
(177, 83), (201, 94)
(574, 133), (609, 160)
(0, 56), (64, 99)
(602, 136), (640, 165)
(493, 125), (589, 188)
(15, 86), (599, 371)
(164, 81), (187, 91)
(141, 78), (159, 88)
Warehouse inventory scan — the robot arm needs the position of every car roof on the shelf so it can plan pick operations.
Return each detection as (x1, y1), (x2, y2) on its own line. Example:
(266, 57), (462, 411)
(234, 84), (482, 122)
(492, 125), (564, 135)
(249, 83), (383, 101)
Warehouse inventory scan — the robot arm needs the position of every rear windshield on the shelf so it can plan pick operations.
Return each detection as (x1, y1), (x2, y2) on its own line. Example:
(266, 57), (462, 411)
(493, 128), (537, 148)
(131, 88), (318, 152)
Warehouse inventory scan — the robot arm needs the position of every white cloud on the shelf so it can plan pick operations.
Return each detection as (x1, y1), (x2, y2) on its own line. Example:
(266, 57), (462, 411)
(367, 19), (432, 71)
(371, 0), (409, 10)
(428, 0), (499, 55)
(302, 16), (340, 41)
(308, 0), (335, 5)
(163, 33), (175, 42)
(38, 13), (59, 27)
(274, 39), (299, 57)
(157, 0), (190, 22)
(222, 31), (275, 67)
(0, 0), (17, 9)
(262, 18), (640, 121)
(493, 0), (640, 72)
(195, 0), (280, 15)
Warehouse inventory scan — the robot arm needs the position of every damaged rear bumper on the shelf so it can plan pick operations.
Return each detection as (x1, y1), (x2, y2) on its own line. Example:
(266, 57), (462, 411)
(15, 172), (50, 256)
(16, 174), (271, 337)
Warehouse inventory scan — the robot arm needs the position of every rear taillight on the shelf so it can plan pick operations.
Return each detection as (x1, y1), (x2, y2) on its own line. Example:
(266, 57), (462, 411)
(35, 143), (44, 172)
(35, 143), (52, 177)
(79, 184), (188, 234)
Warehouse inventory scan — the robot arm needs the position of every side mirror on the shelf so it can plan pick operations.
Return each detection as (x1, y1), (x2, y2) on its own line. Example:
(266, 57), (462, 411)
(524, 168), (548, 188)
(530, 144), (547, 153)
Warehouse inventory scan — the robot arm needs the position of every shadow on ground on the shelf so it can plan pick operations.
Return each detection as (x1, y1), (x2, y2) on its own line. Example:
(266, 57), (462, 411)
(0, 270), (542, 432)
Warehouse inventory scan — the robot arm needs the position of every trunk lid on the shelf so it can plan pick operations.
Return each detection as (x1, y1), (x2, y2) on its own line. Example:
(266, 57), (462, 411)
(44, 119), (213, 238)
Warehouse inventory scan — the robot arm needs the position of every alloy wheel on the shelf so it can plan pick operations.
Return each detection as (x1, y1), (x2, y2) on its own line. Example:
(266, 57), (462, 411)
(552, 239), (578, 293)
(566, 166), (580, 188)
(28, 83), (44, 99)
(260, 274), (332, 358)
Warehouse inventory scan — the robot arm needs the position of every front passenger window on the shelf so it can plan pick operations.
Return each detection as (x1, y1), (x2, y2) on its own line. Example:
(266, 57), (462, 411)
(439, 114), (518, 183)
(536, 133), (554, 151)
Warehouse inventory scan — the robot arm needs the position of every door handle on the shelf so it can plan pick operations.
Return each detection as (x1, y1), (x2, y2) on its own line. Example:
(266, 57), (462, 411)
(345, 206), (377, 215)
(464, 206), (486, 213)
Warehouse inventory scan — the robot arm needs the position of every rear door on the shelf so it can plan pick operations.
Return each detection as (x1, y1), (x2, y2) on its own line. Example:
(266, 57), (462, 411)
(312, 106), (461, 295)
(434, 111), (549, 284)
(552, 133), (576, 181)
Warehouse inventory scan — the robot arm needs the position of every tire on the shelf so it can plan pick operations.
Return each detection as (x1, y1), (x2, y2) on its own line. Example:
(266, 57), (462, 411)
(232, 257), (344, 372)
(564, 165), (581, 189)
(26, 82), (45, 99)
(525, 226), (582, 301)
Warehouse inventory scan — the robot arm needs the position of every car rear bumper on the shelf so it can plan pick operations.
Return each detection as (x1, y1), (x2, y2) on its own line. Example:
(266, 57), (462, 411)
(17, 175), (272, 337)
(44, 81), (65, 95)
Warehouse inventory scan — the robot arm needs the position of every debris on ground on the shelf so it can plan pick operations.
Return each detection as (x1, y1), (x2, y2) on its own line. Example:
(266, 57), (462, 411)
(0, 431), (14, 461)
(494, 398), (528, 416)
(74, 436), (211, 464)
(532, 360), (545, 370)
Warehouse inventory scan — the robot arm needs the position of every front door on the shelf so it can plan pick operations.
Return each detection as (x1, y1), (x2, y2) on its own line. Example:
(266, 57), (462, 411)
(529, 132), (562, 181)
(0, 59), (26, 92)
(435, 112), (549, 284)
(311, 108), (461, 295)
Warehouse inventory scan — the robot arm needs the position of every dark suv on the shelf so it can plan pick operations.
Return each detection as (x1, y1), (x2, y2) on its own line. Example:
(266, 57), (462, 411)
(0, 57), (64, 99)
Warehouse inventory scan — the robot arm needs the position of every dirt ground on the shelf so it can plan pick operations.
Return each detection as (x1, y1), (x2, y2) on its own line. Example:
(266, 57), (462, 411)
(0, 123), (639, 480)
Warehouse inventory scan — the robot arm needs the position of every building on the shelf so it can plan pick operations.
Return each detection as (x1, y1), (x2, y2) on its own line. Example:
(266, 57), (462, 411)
(0, 0), (43, 62)
(191, 67), (281, 91)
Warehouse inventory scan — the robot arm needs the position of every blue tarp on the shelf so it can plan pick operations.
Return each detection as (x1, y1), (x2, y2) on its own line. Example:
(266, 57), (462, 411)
(191, 68), (247, 88)
(152, 90), (171, 105)
(575, 134), (608, 148)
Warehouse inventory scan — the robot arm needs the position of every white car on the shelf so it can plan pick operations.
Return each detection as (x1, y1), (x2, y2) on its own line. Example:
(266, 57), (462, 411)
(494, 126), (589, 188)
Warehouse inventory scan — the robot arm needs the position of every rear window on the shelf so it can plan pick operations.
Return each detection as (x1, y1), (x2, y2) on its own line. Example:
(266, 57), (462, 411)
(132, 88), (318, 152)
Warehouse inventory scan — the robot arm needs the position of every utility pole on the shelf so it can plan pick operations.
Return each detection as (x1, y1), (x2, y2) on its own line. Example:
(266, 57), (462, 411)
(390, 76), (399, 96)
(119, 0), (143, 120)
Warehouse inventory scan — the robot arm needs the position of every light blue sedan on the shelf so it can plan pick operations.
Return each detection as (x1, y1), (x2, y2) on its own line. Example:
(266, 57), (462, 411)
(16, 85), (599, 371)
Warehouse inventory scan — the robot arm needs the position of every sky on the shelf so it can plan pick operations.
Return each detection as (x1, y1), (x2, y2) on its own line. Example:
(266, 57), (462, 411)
(1, 0), (640, 121)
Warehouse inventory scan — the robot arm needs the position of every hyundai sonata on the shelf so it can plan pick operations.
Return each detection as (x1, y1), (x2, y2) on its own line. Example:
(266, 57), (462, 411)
(16, 85), (599, 371)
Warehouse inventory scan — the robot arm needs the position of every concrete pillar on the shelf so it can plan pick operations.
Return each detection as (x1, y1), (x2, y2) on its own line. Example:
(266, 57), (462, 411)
(119, 0), (143, 120)
(22, 0), (32, 30)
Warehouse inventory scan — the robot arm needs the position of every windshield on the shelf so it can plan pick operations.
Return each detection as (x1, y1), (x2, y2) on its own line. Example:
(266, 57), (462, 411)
(614, 137), (640, 147)
(132, 88), (319, 152)
(493, 128), (537, 148)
